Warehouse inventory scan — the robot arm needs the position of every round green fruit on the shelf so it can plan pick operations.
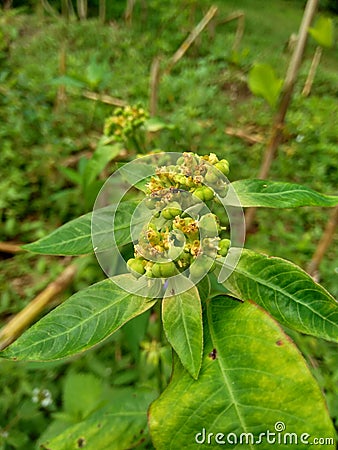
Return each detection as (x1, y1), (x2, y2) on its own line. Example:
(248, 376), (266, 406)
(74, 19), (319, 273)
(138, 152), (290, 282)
(218, 239), (230, 256)
(151, 261), (178, 278)
(199, 213), (220, 237)
(161, 202), (182, 220)
(193, 186), (214, 202)
(214, 159), (229, 176)
(127, 258), (145, 277)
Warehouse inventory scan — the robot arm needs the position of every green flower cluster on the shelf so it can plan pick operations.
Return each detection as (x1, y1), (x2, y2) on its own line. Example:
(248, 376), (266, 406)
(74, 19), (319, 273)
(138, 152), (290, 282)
(127, 153), (230, 280)
(104, 104), (148, 142)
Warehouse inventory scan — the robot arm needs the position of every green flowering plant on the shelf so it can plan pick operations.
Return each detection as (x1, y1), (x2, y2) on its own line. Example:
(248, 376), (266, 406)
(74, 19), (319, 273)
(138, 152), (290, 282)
(1, 150), (337, 449)
(104, 104), (149, 153)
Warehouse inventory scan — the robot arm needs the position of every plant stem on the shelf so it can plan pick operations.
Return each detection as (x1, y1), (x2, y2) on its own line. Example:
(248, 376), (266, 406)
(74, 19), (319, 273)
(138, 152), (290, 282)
(307, 205), (338, 277)
(155, 300), (165, 393)
(302, 46), (322, 97)
(0, 263), (77, 350)
(245, 0), (319, 231)
(149, 56), (161, 117)
(99, 0), (106, 24)
(166, 5), (218, 74)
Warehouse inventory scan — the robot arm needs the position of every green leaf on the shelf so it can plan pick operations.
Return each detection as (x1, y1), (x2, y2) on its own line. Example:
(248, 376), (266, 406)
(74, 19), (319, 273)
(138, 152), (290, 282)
(228, 179), (338, 208)
(1, 275), (158, 361)
(62, 372), (104, 421)
(149, 298), (335, 449)
(39, 388), (156, 450)
(162, 281), (203, 379)
(248, 63), (283, 107)
(144, 117), (175, 132)
(216, 248), (338, 342)
(22, 200), (140, 255)
(119, 161), (156, 193)
(309, 16), (334, 48)
(83, 139), (121, 188)
(58, 165), (82, 185)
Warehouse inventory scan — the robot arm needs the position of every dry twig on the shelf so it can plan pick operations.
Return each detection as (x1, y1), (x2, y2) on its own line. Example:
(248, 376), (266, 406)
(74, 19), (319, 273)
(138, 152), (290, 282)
(0, 264), (77, 350)
(166, 5), (218, 74)
(83, 90), (127, 107)
(307, 205), (338, 277)
(245, 0), (319, 231)
(0, 242), (23, 254)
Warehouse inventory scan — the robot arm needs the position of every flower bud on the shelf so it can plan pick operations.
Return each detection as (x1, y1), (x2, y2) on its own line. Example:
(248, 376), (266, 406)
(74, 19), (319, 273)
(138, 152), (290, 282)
(214, 159), (229, 176)
(127, 258), (146, 277)
(151, 261), (178, 278)
(218, 239), (230, 256)
(161, 202), (182, 220)
(193, 186), (215, 201)
(176, 251), (192, 270)
(199, 213), (220, 237)
(204, 167), (219, 184)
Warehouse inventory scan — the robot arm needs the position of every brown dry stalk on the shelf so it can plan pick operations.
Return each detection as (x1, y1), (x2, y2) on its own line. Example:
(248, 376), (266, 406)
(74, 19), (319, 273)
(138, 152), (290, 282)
(302, 46), (322, 97)
(245, 0), (319, 231)
(166, 5), (218, 74)
(149, 56), (162, 117)
(307, 205), (338, 277)
(99, 0), (106, 23)
(82, 90), (127, 107)
(225, 127), (264, 145)
(0, 264), (77, 351)
(0, 242), (23, 254)
(217, 11), (245, 52)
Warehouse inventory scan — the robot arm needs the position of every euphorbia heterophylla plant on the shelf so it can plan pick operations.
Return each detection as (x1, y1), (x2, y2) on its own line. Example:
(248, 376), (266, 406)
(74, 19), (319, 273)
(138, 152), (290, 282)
(2, 151), (337, 449)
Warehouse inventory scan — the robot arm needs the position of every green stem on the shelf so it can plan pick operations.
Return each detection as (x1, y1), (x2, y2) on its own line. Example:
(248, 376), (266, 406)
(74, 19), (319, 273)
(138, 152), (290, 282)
(155, 300), (165, 393)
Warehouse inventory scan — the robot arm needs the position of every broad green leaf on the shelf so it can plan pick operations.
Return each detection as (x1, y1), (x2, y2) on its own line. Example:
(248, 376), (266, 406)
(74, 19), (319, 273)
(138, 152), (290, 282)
(149, 298), (335, 449)
(39, 388), (156, 450)
(144, 117), (175, 132)
(83, 139), (121, 188)
(119, 161), (156, 193)
(162, 281), (203, 379)
(122, 310), (151, 361)
(22, 200), (139, 255)
(62, 373), (104, 421)
(248, 63), (283, 107)
(1, 275), (158, 361)
(216, 248), (338, 342)
(309, 17), (334, 48)
(58, 166), (82, 185)
(228, 179), (338, 208)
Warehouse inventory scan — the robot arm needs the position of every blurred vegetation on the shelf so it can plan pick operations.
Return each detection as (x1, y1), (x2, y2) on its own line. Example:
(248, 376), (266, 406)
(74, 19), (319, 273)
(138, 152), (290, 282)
(0, 0), (337, 448)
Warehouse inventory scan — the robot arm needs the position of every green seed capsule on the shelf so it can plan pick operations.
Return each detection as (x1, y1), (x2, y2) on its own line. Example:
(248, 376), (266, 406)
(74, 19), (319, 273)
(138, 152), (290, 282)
(161, 202), (182, 220)
(204, 168), (219, 184)
(176, 251), (192, 270)
(218, 239), (230, 256)
(199, 213), (220, 237)
(214, 160), (229, 176)
(127, 258), (145, 277)
(151, 261), (178, 278)
(193, 186), (215, 202)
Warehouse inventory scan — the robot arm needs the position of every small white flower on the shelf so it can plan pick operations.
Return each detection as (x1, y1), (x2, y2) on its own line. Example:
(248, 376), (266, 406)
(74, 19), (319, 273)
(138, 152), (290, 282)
(31, 388), (53, 407)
